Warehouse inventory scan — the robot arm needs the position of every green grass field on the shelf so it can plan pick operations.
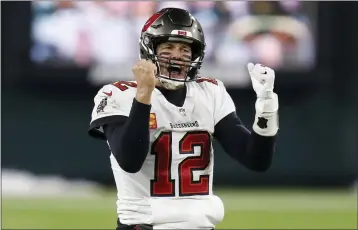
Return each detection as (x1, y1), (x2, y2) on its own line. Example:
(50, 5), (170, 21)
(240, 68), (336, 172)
(2, 188), (357, 229)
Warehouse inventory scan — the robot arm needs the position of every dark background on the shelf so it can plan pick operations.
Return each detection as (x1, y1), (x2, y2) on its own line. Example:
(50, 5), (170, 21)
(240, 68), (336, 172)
(2, 1), (357, 188)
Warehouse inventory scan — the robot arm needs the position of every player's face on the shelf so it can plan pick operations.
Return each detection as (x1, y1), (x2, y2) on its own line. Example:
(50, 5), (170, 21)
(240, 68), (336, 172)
(156, 42), (192, 80)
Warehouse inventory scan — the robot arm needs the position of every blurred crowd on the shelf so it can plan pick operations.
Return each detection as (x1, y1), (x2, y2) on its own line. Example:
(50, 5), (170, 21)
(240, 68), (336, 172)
(31, 1), (315, 70)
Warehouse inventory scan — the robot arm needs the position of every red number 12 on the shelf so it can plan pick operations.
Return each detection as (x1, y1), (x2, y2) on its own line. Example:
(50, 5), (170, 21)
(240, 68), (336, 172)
(150, 131), (211, 197)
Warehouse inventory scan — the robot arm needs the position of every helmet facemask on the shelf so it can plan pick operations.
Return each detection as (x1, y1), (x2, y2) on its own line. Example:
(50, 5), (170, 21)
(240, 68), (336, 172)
(140, 35), (205, 90)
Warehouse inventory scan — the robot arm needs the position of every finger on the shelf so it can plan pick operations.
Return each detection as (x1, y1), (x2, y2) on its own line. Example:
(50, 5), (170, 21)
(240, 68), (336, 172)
(250, 76), (261, 90)
(266, 67), (275, 79)
(143, 62), (154, 70)
(247, 63), (254, 73)
(145, 60), (154, 66)
(139, 66), (149, 74)
(132, 66), (138, 73)
(262, 76), (275, 93)
(255, 64), (267, 74)
(262, 68), (267, 75)
(149, 62), (156, 69)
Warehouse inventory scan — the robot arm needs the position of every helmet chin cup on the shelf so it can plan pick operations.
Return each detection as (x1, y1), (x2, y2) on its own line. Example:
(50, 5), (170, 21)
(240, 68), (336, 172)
(157, 76), (185, 90)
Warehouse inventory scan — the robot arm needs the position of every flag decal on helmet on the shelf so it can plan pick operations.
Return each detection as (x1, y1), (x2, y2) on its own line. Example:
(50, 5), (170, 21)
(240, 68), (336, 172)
(171, 30), (192, 37)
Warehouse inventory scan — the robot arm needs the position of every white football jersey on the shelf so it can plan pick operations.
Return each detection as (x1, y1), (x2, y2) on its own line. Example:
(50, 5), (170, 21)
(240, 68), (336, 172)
(89, 78), (236, 229)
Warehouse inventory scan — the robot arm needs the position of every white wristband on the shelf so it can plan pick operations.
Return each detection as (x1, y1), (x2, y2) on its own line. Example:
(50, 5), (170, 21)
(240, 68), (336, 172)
(253, 112), (279, 136)
(253, 92), (279, 136)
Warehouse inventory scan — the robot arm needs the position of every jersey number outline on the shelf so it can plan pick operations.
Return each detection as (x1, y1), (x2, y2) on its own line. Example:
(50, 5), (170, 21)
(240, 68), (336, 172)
(196, 77), (218, 85)
(150, 131), (211, 197)
(113, 81), (137, 91)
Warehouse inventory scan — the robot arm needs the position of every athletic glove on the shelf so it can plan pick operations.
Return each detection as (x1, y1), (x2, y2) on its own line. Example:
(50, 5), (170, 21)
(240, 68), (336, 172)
(247, 63), (279, 136)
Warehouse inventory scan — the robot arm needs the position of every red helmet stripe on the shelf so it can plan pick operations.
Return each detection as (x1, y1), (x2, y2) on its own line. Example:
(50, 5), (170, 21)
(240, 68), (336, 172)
(141, 10), (166, 33)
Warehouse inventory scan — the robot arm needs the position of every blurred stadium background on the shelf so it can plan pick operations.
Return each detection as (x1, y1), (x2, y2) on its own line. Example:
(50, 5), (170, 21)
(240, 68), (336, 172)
(1, 1), (357, 229)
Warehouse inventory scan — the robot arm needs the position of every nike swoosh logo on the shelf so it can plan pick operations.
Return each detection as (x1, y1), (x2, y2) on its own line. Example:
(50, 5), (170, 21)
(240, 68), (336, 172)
(103, 91), (112, 96)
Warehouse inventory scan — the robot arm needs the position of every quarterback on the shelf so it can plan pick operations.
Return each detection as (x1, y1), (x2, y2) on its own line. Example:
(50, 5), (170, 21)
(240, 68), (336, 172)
(88, 8), (279, 230)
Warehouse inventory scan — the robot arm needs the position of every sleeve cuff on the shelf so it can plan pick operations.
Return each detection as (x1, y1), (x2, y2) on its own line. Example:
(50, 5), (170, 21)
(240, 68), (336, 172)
(132, 98), (152, 113)
(88, 115), (128, 140)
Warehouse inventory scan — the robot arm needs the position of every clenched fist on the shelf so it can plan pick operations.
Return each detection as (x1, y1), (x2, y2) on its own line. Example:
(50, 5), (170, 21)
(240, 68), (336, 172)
(132, 59), (157, 104)
(247, 63), (275, 99)
(248, 62), (278, 115)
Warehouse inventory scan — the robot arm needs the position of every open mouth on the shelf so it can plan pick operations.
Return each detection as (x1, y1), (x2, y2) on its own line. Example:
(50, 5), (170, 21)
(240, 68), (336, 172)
(167, 64), (183, 78)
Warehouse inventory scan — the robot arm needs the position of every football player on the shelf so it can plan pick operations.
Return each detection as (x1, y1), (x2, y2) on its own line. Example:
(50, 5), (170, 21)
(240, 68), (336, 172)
(88, 7), (279, 230)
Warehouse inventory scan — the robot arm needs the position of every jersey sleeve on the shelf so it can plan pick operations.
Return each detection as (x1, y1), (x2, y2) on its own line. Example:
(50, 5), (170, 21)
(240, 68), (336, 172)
(214, 80), (236, 125)
(88, 83), (135, 139)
